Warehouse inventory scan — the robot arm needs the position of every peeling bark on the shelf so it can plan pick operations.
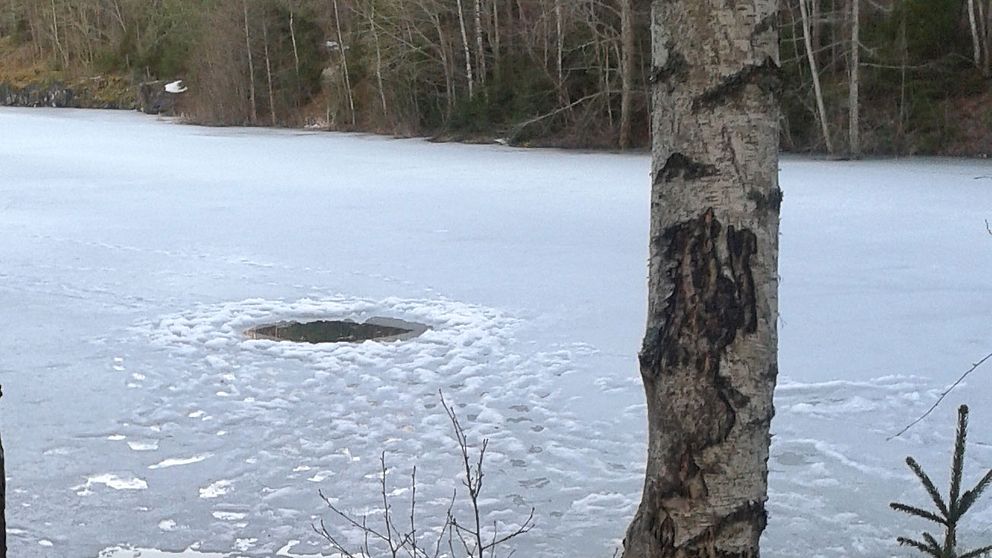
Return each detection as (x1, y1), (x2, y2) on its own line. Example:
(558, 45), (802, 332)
(623, 0), (780, 556)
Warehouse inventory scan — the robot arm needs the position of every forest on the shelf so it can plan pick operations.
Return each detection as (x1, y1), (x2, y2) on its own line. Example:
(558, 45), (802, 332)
(0, 0), (989, 155)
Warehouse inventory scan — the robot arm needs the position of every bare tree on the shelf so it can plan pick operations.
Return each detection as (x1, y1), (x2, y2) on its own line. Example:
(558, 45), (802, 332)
(849, 0), (860, 158)
(474, 0), (487, 88)
(243, 0), (258, 124)
(619, 0), (635, 149)
(623, 0), (781, 555)
(262, 15), (277, 127)
(367, 0), (389, 120)
(330, 0), (357, 126)
(456, 0), (476, 97)
(798, 0), (833, 154)
(315, 393), (535, 558)
(969, 0), (983, 68)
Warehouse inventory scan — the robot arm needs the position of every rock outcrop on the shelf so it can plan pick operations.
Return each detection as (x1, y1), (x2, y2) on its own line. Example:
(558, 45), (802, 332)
(0, 82), (76, 107)
(137, 80), (186, 115)
(0, 76), (135, 109)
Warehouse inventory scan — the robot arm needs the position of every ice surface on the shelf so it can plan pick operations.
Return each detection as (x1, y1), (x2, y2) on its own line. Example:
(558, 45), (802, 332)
(1, 107), (991, 557)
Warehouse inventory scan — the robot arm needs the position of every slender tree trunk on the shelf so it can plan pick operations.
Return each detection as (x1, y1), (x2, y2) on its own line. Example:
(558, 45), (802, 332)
(262, 16), (277, 127)
(984, 0), (992, 76)
(456, 0), (475, 97)
(969, 0), (982, 68)
(492, 0), (501, 72)
(474, 0), (487, 87)
(799, 0), (833, 154)
(330, 0), (356, 125)
(622, 0), (781, 555)
(619, 0), (635, 149)
(49, 0), (67, 66)
(433, 12), (455, 116)
(243, 0), (258, 125)
(978, 0), (990, 76)
(898, 12), (907, 150)
(554, 0), (564, 94)
(289, 8), (301, 79)
(811, 0), (821, 53)
(849, 0), (860, 158)
(368, 0), (388, 119)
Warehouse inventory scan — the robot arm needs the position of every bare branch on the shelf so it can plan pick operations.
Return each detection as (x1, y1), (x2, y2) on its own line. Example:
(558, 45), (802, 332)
(890, 351), (992, 440)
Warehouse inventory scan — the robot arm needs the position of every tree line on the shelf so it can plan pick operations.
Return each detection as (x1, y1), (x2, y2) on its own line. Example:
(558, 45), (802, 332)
(0, 0), (988, 154)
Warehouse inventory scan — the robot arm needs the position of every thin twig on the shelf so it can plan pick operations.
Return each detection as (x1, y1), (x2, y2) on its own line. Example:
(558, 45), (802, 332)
(890, 351), (992, 440)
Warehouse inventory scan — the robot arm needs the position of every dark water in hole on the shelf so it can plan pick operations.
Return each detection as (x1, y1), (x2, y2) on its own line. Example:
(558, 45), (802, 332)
(248, 320), (412, 343)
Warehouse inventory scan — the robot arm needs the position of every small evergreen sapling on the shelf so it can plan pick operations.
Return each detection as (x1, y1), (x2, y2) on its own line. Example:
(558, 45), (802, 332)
(891, 405), (992, 558)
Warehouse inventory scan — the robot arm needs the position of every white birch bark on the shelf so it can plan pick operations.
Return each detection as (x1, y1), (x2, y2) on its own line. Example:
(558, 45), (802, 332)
(969, 0), (982, 67)
(456, 0), (475, 97)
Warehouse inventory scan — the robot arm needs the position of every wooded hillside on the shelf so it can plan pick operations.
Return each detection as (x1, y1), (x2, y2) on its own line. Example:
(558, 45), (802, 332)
(0, 0), (988, 155)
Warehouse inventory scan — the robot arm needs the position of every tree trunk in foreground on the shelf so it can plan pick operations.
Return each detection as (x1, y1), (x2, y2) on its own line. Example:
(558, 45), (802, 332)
(622, 1), (781, 556)
(1, 385), (5, 558)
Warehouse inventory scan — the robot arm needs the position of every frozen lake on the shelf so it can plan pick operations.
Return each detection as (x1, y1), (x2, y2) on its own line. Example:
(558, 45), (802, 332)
(1, 108), (991, 557)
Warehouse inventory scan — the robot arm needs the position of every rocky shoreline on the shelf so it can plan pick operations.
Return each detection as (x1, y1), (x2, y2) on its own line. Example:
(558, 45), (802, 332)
(0, 78), (184, 115)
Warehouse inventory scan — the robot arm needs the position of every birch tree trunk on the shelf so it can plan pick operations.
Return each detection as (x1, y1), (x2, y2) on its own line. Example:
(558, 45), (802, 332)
(289, 8), (301, 79)
(262, 16), (277, 127)
(243, 0), (257, 125)
(619, 0), (635, 149)
(622, 0), (781, 555)
(456, 0), (475, 97)
(474, 0), (487, 87)
(330, 0), (356, 126)
(849, 0), (860, 158)
(554, 0), (564, 94)
(368, 0), (388, 119)
(969, 0), (982, 68)
(0, 386), (5, 558)
(799, 0), (833, 154)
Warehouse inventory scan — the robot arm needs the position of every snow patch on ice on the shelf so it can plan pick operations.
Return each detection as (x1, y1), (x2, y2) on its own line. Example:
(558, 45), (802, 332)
(73, 474), (148, 495)
(148, 454), (211, 469)
(199, 479), (233, 499)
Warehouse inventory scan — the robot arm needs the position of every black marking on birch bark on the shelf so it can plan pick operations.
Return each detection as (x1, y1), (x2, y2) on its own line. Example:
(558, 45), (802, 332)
(635, 209), (761, 555)
(649, 45), (688, 90)
(639, 210), (758, 374)
(691, 57), (781, 112)
(655, 153), (718, 184)
(747, 188), (783, 214)
(682, 500), (768, 553)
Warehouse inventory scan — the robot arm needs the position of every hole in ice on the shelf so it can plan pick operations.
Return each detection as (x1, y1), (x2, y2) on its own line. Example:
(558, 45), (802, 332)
(245, 317), (427, 344)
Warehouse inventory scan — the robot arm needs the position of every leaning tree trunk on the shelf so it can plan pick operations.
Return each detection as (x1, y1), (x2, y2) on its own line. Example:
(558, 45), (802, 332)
(622, 0), (781, 556)
(798, 0), (833, 154)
